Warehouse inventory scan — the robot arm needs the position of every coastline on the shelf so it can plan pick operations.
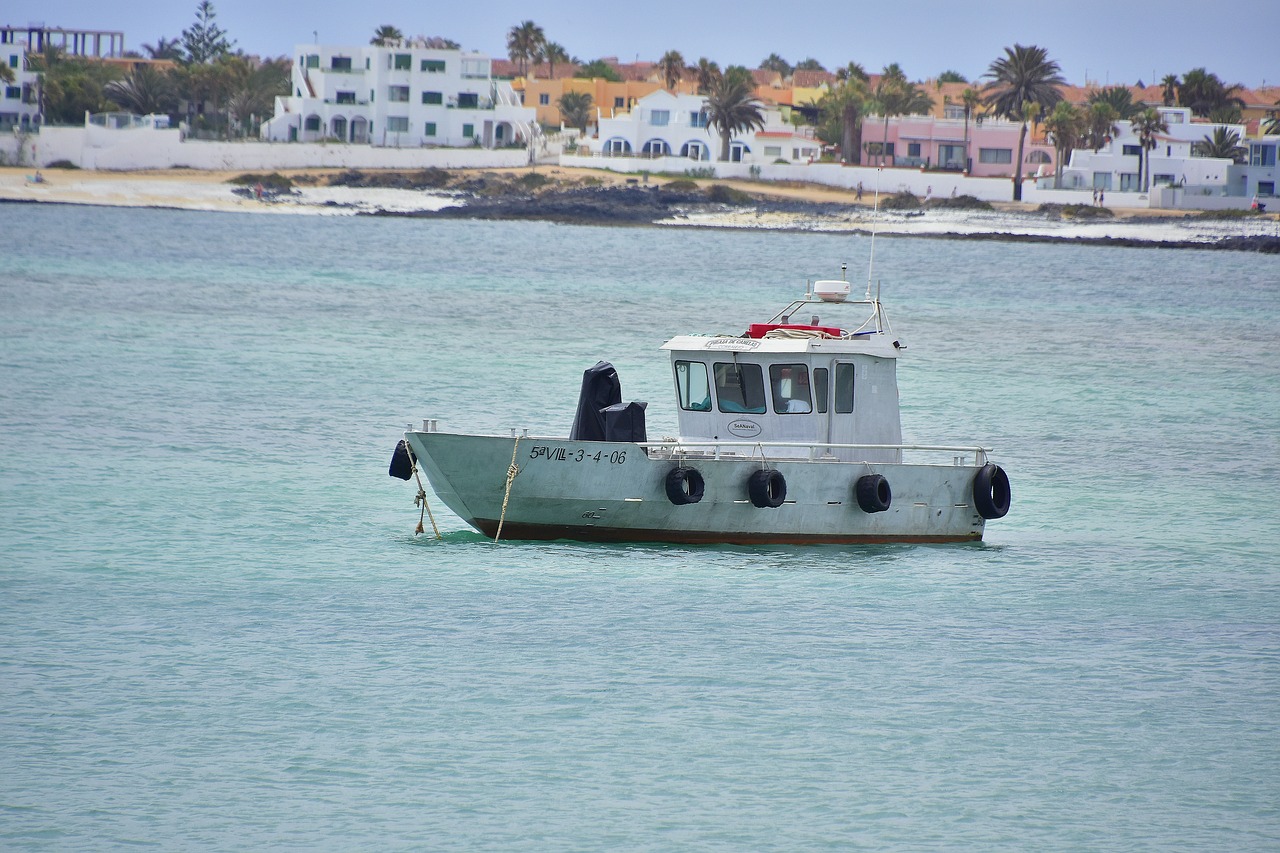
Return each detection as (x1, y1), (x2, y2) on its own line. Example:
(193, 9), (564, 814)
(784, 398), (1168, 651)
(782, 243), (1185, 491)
(3, 166), (1278, 251)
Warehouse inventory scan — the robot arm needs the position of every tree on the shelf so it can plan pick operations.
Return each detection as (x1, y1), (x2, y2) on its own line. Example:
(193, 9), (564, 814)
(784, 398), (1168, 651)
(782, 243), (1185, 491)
(370, 25), (404, 47)
(558, 90), (592, 131)
(506, 20), (545, 76)
(835, 61), (867, 82)
(1193, 126), (1246, 162)
(1085, 102), (1120, 151)
(0, 63), (13, 85)
(938, 70), (967, 84)
(1264, 101), (1280, 135)
(1088, 85), (1138, 120)
(983, 43), (1064, 200)
(1130, 107), (1168, 191)
(694, 58), (720, 95)
(658, 50), (685, 91)
(27, 47), (120, 124)
(1042, 101), (1084, 188)
(104, 63), (178, 116)
(182, 1), (235, 65)
(1160, 74), (1179, 106)
(142, 37), (184, 61)
(704, 72), (765, 161)
(543, 42), (569, 78)
(819, 74), (869, 164)
(577, 59), (622, 83)
(760, 53), (791, 77)
(961, 87), (982, 171)
(1178, 68), (1244, 118)
(224, 55), (289, 137)
(870, 63), (932, 166)
(794, 58), (826, 73)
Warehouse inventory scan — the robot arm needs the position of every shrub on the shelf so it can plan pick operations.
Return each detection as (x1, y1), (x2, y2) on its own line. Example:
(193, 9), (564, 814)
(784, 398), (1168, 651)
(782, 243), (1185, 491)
(705, 184), (751, 205)
(878, 191), (921, 210)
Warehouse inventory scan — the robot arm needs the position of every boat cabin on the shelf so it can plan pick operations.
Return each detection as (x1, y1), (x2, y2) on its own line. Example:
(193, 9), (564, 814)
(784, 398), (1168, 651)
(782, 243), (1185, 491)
(661, 286), (904, 463)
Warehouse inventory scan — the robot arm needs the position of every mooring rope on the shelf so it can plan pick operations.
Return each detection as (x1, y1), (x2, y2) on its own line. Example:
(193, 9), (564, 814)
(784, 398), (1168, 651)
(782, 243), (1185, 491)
(494, 435), (521, 543)
(405, 438), (441, 540)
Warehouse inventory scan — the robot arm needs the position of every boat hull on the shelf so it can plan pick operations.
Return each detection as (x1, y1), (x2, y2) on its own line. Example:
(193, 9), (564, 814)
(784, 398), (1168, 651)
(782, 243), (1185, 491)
(404, 432), (988, 545)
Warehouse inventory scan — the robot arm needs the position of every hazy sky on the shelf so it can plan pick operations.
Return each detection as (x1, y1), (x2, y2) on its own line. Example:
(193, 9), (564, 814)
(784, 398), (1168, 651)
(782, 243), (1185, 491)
(11, 0), (1279, 88)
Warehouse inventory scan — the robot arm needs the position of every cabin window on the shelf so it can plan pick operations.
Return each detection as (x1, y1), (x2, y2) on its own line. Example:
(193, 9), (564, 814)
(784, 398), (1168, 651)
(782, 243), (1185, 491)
(674, 361), (711, 411)
(834, 363), (856, 413)
(813, 368), (829, 414)
(769, 364), (812, 414)
(714, 363), (766, 414)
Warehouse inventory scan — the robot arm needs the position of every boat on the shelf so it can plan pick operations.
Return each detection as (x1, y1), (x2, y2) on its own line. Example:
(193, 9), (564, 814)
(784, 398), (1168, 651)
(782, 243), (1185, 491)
(389, 267), (1010, 544)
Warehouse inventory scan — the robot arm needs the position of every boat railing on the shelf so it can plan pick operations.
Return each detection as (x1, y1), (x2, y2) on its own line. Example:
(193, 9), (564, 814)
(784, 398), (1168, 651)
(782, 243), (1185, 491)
(639, 439), (988, 466)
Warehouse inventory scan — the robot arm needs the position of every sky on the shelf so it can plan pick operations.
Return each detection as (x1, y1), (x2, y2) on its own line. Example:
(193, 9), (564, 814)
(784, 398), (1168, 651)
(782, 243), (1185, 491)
(10, 0), (1279, 89)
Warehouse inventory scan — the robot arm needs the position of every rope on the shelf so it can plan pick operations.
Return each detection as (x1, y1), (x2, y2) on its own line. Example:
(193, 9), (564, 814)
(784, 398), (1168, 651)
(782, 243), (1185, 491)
(494, 435), (521, 543)
(405, 438), (441, 539)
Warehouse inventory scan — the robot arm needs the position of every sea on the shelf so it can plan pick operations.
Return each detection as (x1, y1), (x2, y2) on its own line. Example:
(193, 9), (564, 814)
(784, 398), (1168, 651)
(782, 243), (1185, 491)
(2, 203), (1278, 851)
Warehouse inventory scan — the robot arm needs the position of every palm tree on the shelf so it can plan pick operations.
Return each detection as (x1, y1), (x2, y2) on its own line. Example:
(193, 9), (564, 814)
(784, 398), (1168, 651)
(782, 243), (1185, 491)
(1042, 101), (1085, 188)
(104, 63), (178, 116)
(1088, 85), (1138, 120)
(223, 55), (288, 137)
(1160, 74), (1179, 106)
(760, 53), (791, 77)
(370, 25), (403, 47)
(704, 73), (765, 161)
(794, 58), (826, 73)
(142, 37), (184, 61)
(1178, 68), (1244, 118)
(961, 87), (982, 171)
(694, 58), (720, 95)
(543, 42), (569, 79)
(506, 20), (545, 77)
(0, 63), (13, 86)
(1264, 101), (1280, 135)
(1085, 102), (1120, 151)
(983, 43), (1065, 200)
(558, 90), (592, 131)
(819, 74), (869, 164)
(834, 61), (867, 82)
(1130, 108), (1168, 191)
(658, 50), (685, 91)
(1193, 126), (1247, 162)
(870, 64), (932, 166)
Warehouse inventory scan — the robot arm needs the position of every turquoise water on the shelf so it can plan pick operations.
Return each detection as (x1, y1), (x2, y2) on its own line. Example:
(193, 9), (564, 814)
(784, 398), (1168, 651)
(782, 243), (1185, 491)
(2, 204), (1278, 850)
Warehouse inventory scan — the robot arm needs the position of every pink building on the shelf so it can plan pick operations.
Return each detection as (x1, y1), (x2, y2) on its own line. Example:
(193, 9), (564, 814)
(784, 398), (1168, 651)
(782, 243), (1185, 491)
(861, 114), (1056, 179)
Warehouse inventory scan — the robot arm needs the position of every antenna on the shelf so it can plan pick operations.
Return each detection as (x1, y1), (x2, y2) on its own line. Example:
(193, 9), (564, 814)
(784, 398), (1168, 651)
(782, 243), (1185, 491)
(866, 167), (881, 301)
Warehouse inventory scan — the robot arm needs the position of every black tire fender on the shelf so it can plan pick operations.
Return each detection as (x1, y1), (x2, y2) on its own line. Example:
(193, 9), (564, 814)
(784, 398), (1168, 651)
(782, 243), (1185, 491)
(665, 466), (705, 505)
(973, 463), (1011, 519)
(747, 468), (786, 508)
(855, 473), (892, 513)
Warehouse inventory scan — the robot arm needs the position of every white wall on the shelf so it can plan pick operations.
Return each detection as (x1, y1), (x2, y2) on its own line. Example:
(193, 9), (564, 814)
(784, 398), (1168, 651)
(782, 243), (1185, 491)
(26, 125), (532, 171)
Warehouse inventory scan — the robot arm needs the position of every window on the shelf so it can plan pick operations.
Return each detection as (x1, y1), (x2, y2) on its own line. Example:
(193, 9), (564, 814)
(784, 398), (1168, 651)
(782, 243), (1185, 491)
(1250, 144), (1277, 166)
(614, 97), (625, 109)
(457, 92), (478, 108)
(1122, 144), (1141, 156)
(1119, 173), (1140, 191)
(690, 110), (708, 128)
(306, 54), (320, 68)
(422, 91), (443, 105)
(943, 104), (965, 120)
(424, 122), (437, 136)
(421, 59), (445, 72)
(1026, 150), (1051, 164)
(714, 363), (766, 414)
(834, 364), (856, 414)
(329, 56), (349, 71)
(650, 109), (669, 126)
(907, 142), (921, 157)
(813, 368), (829, 414)
(393, 53), (411, 70)
(674, 361), (711, 411)
(462, 123), (474, 137)
(538, 93), (549, 105)
(4, 86), (18, 99)
(1153, 174), (1175, 185)
(386, 116), (408, 132)
(764, 145), (782, 157)
(388, 85), (409, 102)
(304, 116), (321, 131)
(460, 58), (489, 78)
(1259, 181), (1275, 196)
(8, 54), (19, 68)
(1092, 172), (1112, 190)
(978, 148), (1011, 164)
(336, 91), (355, 104)
(770, 364), (812, 414)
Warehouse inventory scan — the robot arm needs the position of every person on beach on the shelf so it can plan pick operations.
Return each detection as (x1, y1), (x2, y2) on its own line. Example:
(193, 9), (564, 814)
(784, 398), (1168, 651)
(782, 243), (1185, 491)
(1099, 189), (1105, 206)
(1092, 188), (1098, 205)
(855, 182), (863, 201)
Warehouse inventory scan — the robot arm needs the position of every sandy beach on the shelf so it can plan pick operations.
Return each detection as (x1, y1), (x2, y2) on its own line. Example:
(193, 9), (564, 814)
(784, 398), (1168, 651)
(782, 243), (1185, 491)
(3, 166), (1278, 248)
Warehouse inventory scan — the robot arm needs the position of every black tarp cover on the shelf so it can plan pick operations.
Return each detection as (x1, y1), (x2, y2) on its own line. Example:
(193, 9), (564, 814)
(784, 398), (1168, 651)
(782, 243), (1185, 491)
(603, 401), (647, 443)
(569, 361), (622, 441)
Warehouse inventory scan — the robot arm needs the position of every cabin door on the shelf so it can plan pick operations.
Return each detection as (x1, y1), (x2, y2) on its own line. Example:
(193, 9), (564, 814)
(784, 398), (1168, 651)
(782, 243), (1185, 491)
(828, 361), (858, 459)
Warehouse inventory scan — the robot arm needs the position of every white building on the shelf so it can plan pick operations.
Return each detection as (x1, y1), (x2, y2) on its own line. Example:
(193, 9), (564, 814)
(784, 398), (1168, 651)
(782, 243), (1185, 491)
(590, 90), (819, 165)
(262, 40), (536, 150)
(1056, 107), (1245, 194)
(1, 41), (40, 132)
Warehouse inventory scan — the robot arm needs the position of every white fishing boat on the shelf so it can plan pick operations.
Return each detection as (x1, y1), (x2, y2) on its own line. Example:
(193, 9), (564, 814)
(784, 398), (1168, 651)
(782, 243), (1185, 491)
(389, 267), (1010, 544)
